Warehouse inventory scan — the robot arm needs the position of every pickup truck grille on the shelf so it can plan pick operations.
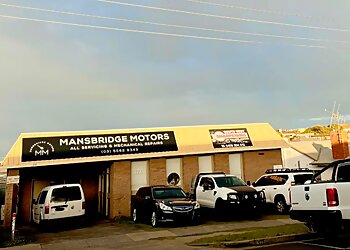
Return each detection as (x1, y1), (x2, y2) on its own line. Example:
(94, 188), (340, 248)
(237, 193), (259, 203)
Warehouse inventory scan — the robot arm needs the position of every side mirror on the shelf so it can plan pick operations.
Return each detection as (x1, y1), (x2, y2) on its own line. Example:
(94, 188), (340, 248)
(202, 183), (209, 191)
(252, 182), (256, 187)
(32, 199), (36, 205)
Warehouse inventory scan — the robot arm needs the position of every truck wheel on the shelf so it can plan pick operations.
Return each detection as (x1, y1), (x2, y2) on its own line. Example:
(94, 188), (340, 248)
(151, 211), (158, 227)
(275, 197), (288, 214)
(215, 199), (226, 219)
(306, 220), (341, 236)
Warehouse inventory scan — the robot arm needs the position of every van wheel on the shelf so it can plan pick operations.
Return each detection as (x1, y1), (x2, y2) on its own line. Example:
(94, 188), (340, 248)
(275, 197), (287, 214)
(132, 208), (138, 222)
(151, 211), (158, 227)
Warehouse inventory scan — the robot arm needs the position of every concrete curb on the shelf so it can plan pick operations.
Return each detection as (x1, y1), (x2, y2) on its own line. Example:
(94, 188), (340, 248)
(189, 233), (316, 248)
(1, 243), (42, 250)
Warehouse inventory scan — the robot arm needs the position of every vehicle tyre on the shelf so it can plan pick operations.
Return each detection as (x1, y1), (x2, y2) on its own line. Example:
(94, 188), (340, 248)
(132, 208), (138, 223)
(151, 211), (158, 227)
(306, 220), (341, 236)
(215, 199), (226, 219)
(275, 197), (288, 214)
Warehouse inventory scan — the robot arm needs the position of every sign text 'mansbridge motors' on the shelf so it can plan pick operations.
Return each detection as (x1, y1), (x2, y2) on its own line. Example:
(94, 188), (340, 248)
(22, 131), (178, 162)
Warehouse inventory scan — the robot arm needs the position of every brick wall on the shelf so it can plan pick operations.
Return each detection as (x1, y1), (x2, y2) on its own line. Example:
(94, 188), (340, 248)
(182, 156), (199, 192)
(243, 149), (283, 183)
(149, 158), (167, 185)
(109, 161), (131, 219)
(213, 154), (230, 173)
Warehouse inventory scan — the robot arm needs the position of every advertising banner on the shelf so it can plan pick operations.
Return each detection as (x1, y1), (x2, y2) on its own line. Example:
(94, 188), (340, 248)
(22, 131), (178, 162)
(210, 128), (253, 148)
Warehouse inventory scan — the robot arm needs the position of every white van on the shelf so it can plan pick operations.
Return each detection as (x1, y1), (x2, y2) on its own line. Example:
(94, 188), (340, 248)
(32, 184), (85, 224)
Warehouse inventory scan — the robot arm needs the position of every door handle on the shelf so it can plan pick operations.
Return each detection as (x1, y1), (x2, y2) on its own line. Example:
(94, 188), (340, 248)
(273, 188), (277, 190)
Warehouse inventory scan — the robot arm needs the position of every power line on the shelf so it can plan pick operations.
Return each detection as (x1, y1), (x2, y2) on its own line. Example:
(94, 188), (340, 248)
(182, 0), (335, 21)
(0, 14), (327, 49)
(97, 0), (350, 33)
(0, 3), (347, 44)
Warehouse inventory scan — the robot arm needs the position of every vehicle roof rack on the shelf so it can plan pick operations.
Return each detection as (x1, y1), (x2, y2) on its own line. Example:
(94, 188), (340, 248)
(265, 168), (311, 174)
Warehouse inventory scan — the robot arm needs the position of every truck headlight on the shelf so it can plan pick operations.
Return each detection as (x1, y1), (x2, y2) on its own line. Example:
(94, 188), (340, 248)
(228, 193), (238, 200)
(194, 201), (200, 209)
(159, 202), (172, 212)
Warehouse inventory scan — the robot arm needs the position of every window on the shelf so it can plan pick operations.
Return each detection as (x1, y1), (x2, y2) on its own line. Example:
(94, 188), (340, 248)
(294, 174), (313, 185)
(199, 177), (214, 188)
(51, 186), (81, 203)
(152, 188), (186, 199)
(38, 191), (48, 204)
(337, 165), (350, 182)
(214, 176), (246, 187)
(255, 175), (288, 186)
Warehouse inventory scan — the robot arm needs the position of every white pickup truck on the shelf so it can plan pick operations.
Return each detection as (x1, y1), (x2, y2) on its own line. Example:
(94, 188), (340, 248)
(190, 172), (265, 215)
(290, 159), (350, 233)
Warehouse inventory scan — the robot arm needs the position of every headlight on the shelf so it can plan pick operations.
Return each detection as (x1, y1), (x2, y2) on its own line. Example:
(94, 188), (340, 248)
(228, 193), (238, 200)
(194, 201), (200, 209)
(159, 202), (172, 211)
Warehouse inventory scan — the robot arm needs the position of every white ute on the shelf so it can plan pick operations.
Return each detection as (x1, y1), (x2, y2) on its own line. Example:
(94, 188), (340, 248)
(32, 183), (85, 224)
(290, 159), (350, 233)
(190, 172), (265, 215)
(252, 168), (313, 213)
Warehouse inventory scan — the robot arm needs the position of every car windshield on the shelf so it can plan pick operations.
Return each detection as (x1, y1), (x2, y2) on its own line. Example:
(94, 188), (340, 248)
(214, 176), (246, 187)
(152, 188), (187, 199)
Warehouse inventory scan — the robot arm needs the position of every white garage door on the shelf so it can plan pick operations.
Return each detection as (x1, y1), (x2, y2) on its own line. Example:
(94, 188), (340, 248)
(199, 156), (213, 173)
(229, 154), (243, 179)
(131, 161), (149, 195)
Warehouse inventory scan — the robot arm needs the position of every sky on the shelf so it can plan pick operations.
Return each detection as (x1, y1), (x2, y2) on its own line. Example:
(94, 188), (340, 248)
(1, 0), (350, 158)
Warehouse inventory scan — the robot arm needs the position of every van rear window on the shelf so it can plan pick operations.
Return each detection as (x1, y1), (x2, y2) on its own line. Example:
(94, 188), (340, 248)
(51, 186), (82, 202)
(38, 191), (48, 204)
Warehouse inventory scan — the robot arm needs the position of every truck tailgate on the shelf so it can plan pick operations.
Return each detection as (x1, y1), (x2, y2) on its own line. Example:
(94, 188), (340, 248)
(290, 183), (330, 211)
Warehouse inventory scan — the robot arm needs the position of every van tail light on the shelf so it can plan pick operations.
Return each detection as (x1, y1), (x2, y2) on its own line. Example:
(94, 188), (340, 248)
(45, 205), (50, 214)
(326, 188), (339, 207)
(82, 201), (86, 210)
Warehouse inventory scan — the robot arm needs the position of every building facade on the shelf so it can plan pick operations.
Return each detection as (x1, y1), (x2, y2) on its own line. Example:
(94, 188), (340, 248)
(1, 123), (288, 227)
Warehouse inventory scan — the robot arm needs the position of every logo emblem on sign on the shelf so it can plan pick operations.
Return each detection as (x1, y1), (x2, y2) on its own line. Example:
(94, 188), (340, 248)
(29, 141), (55, 157)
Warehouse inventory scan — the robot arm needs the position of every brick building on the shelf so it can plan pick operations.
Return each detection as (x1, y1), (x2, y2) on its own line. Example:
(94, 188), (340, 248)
(1, 123), (288, 227)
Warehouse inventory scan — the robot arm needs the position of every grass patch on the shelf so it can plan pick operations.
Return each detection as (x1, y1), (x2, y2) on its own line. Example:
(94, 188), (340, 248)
(188, 223), (309, 245)
(0, 229), (31, 248)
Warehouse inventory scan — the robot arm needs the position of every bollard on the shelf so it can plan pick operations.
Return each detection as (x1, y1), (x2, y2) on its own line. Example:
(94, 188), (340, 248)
(11, 213), (16, 241)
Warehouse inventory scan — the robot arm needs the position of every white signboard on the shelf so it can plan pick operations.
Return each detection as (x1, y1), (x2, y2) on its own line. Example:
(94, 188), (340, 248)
(6, 176), (20, 184)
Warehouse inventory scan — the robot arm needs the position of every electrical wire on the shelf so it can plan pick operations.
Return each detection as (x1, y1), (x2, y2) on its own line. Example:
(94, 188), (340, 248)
(0, 3), (347, 44)
(181, 0), (336, 21)
(0, 14), (327, 48)
(97, 0), (350, 33)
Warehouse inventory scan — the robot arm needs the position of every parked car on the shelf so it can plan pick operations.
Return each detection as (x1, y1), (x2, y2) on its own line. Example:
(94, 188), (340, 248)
(252, 168), (313, 213)
(131, 185), (200, 227)
(32, 183), (85, 225)
(190, 172), (265, 216)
